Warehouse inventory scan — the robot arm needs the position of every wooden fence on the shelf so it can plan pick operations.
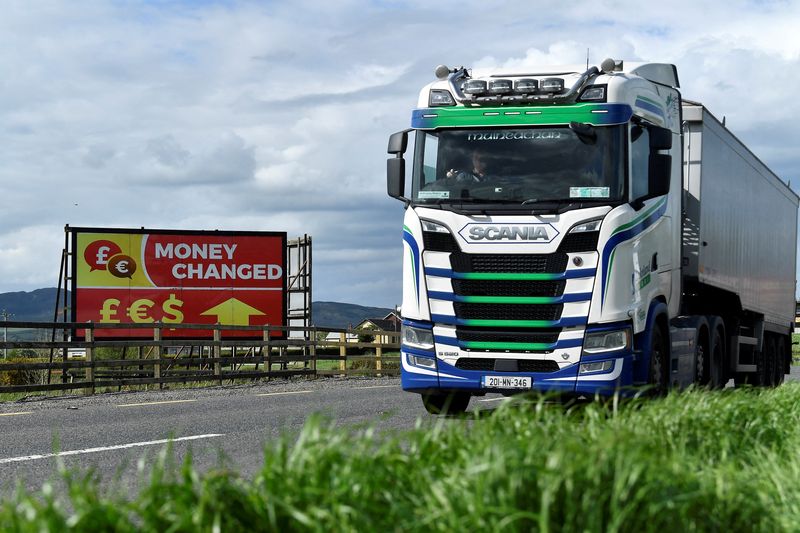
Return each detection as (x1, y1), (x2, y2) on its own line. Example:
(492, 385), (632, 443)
(0, 321), (400, 395)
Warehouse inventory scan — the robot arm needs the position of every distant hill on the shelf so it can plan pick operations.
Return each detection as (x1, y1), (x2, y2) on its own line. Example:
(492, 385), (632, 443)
(0, 288), (68, 322)
(311, 301), (394, 329)
(0, 289), (392, 331)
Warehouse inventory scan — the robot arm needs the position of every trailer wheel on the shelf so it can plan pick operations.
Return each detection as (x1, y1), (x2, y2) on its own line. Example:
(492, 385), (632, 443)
(421, 392), (470, 415)
(694, 336), (708, 385)
(708, 320), (726, 389)
(648, 325), (668, 395)
(775, 337), (787, 386)
(764, 336), (778, 387)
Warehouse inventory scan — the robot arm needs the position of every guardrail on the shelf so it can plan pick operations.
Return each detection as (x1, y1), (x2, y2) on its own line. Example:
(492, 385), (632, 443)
(0, 321), (400, 395)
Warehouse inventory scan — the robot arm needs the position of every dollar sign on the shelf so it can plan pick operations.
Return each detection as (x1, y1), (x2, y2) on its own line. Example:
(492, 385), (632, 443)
(162, 293), (184, 324)
(128, 299), (155, 323)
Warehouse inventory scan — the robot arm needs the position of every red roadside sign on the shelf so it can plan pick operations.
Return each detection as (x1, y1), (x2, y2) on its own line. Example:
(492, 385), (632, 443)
(70, 228), (287, 339)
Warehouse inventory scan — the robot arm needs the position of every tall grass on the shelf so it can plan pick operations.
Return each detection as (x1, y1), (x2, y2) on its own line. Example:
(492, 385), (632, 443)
(4, 385), (800, 532)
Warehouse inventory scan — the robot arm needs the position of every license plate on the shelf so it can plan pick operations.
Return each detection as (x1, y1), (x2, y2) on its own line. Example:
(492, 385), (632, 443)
(481, 375), (532, 389)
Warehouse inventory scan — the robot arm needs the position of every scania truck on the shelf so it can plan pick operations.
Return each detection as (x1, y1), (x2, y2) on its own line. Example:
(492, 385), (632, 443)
(386, 58), (798, 414)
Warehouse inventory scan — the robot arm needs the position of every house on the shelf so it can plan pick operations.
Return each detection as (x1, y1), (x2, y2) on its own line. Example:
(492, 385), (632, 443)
(354, 311), (401, 344)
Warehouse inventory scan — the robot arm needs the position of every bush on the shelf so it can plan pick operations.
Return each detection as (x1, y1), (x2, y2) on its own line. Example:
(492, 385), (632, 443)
(0, 357), (48, 386)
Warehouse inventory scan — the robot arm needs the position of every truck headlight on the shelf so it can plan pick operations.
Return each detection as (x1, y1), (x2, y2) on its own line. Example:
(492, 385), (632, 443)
(583, 329), (630, 353)
(402, 325), (435, 351)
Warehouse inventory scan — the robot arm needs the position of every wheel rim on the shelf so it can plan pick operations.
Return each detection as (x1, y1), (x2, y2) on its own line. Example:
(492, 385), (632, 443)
(696, 344), (705, 384)
(651, 332), (664, 394)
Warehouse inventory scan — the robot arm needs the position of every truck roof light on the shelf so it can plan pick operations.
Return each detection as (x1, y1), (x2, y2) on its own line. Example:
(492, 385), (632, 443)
(429, 89), (455, 107)
(514, 78), (538, 94)
(540, 78), (565, 94)
(578, 85), (607, 102)
(462, 79), (488, 95)
(488, 79), (513, 94)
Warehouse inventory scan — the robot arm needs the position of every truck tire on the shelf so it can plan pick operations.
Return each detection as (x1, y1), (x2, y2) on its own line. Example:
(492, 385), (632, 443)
(700, 317), (727, 388)
(764, 336), (777, 387)
(708, 326), (726, 388)
(775, 336), (787, 386)
(648, 325), (668, 395)
(694, 336), (707, 385)
(422, 392), (470, 415)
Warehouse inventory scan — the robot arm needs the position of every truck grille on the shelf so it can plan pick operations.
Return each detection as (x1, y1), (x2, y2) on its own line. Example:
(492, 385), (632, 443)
(422, 231), (459, 253)
(453, 303), (562, 321)
(454, 358), (560, 373)
(455, 328), (560, 344)
(450, 252), (568, 273)
(557, 231), (599, 253)
(452, 279), (565, 297)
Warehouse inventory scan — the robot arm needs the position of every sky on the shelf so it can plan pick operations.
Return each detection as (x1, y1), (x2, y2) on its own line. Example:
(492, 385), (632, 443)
(1, 0), (799, 308)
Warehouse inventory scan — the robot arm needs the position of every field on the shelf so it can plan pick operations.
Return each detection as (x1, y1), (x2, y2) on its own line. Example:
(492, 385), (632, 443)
(3, 384), (800, 532)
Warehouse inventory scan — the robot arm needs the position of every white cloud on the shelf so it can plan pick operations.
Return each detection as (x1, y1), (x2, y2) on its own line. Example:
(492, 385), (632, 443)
(0, 0), (799, 306)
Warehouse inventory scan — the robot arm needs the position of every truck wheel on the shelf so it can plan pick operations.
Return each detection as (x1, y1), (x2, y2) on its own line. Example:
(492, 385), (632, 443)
(648, 325), (668, 395)
(775, 337), (787, 386)
(764, 337), (777, 387)
(421, 392), (470, 415)
(694, 334), (708, 385)
(708, 327), (726, 388)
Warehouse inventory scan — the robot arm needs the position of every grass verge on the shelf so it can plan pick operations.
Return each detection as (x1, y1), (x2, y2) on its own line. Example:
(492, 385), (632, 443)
(3, 385), (800, 531)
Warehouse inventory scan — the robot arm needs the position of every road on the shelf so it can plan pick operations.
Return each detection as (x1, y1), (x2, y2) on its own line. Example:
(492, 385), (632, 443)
(1, 368), (798, 495)
(0, 376), (500, 494)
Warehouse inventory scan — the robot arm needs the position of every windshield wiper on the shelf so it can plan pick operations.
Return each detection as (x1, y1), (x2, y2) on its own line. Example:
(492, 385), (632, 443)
(520, 198), (586, 214)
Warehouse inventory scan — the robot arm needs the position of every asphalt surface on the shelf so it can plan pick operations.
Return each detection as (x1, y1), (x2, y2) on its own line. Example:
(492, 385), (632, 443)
(1, 367), (798, 496)
(0, 376), (496, 495)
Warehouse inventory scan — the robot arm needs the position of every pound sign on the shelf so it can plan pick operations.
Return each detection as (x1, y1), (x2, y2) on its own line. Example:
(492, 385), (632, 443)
(100, 298), (121, 323)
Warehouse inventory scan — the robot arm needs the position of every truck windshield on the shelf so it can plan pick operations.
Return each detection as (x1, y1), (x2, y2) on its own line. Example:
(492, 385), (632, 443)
(411, 125), (626, 207)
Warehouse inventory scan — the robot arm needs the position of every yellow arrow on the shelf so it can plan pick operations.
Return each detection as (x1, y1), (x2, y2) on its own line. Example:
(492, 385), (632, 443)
(200, 298), (265, 326)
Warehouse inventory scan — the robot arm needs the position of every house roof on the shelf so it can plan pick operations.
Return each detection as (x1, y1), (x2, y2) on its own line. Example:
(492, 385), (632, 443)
(356, 318), (400, 331)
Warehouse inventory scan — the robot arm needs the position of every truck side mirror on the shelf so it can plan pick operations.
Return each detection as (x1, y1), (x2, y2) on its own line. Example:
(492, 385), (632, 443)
(649, 126), (672, 150)
(387, 131), (408, 154)
(387, 130), (411, 202)
(649, 154), (671, 197)
(387, 158), (406, 200)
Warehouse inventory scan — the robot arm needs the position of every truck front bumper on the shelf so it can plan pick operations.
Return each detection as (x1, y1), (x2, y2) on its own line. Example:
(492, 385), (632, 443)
(400, 350), (635, 397)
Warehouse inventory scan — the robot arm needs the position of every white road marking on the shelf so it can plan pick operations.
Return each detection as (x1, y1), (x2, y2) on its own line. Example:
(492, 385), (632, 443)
(0, 434), (225, 465)
(355, 385), (396, 390)
(478, 397), (505, 403)
(255, 390), (313, 397)
(117, 399), (197, 408)
(0, 412), (32, 417)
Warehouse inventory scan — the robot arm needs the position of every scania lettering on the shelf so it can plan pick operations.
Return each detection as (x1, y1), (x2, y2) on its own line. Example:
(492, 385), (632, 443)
(467, 225), (551, 241)
(387, 57), (799, 414)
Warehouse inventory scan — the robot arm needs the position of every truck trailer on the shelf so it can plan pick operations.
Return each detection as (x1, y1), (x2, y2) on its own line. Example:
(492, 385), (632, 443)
(386, 58), (798, 414)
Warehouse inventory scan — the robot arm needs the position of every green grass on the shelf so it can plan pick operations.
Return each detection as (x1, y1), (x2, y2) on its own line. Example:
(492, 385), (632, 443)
(4, 385), (800, 531)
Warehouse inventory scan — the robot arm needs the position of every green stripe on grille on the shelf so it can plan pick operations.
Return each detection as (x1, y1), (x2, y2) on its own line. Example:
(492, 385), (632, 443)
(458, 295), (560, 304)
(460, 272), (564, 281)
(462, 341), (555, 350)
(462, 319), (560, 328)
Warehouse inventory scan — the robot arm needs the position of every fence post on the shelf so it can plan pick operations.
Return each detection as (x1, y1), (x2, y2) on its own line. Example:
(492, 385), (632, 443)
(310, 326), (317, 377)
(339, 332), (346, 373)
(153, 323), (162, 390)
(263, 325), (271, 381)
(376, 337), (383, 375)
(84, 323), (94, 396)
(213, 326), (222, 384)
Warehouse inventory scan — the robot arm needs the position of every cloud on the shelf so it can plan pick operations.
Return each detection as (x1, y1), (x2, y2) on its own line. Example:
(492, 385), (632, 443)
(0, 0), (799, 307)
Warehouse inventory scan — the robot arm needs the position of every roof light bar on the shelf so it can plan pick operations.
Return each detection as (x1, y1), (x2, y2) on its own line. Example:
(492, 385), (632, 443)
(462, 79), (488, 95)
